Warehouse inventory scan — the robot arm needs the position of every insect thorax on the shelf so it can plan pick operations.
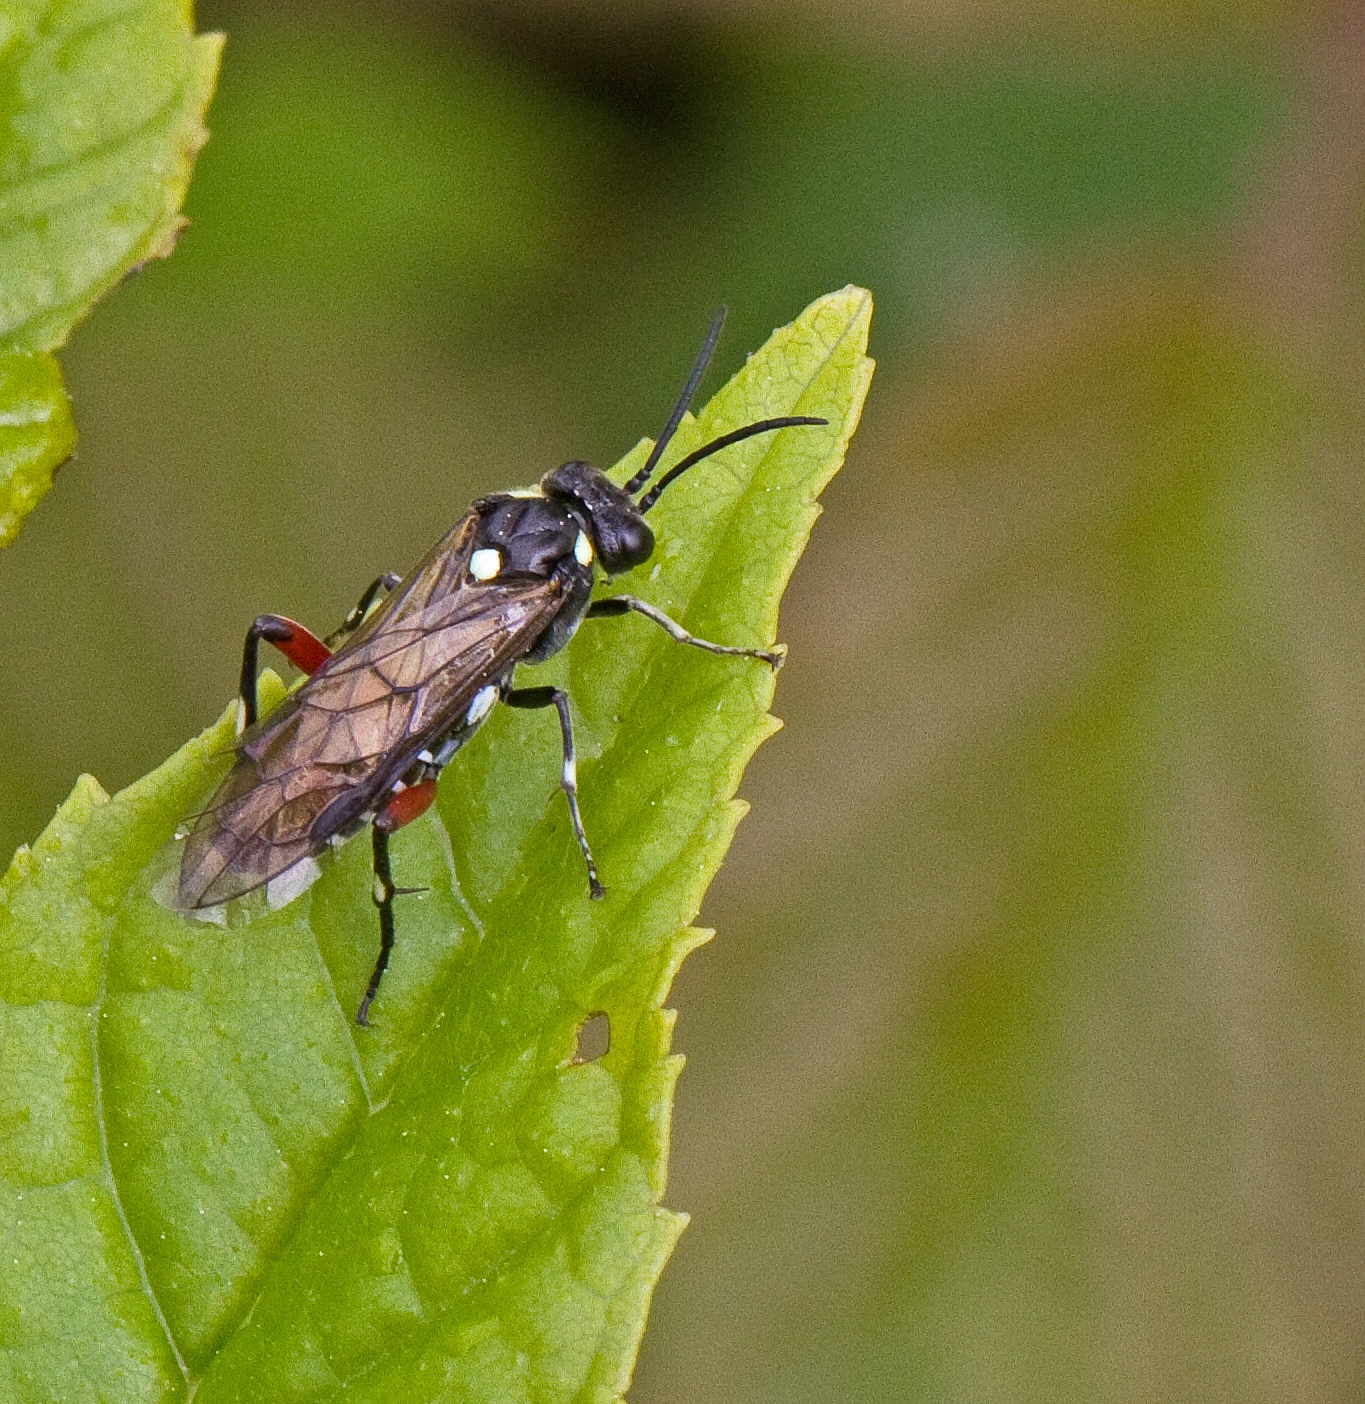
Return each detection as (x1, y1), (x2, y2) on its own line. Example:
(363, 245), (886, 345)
(470, 492), (594, 664)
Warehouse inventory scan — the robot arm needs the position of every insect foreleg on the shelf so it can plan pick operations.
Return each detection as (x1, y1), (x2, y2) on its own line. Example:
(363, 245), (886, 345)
(503, 685), (605, 900)
(239, 615), (332, 729)
(356, 776), (439, 1027)
(325, 571), (403, 647)
(587, 595), (785, 669)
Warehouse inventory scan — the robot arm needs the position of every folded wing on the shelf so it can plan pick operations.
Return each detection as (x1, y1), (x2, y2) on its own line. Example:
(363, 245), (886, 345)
(177, 545), (564, 909)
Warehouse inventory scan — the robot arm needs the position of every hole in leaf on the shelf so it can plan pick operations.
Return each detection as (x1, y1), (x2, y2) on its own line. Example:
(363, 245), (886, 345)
(570, 1010), (611, 1064)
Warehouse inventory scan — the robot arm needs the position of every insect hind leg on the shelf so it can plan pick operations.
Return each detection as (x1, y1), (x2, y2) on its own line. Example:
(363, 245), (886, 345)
(503, 685), (605, 900)
(355, 777), (439, 1027)
(587, 595), (785, 669)
(239, 615), (332, 730)
(238, 572), (400, 732)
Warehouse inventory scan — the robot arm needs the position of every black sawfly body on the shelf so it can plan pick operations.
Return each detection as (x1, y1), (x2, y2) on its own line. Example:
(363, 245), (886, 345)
(175, 309), (825, 1025)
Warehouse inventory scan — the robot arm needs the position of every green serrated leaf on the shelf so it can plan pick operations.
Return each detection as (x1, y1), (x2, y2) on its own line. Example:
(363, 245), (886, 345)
(0, 348), (72, 544)
(0, 0), (221, 543)
(0, 0), (221, 350)
(0, 289), (873, 1402)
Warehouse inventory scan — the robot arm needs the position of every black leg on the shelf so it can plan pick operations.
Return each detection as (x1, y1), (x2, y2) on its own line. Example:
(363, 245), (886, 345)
(238, 615), (331, 730)
(587, 595), (784, 669)
(503, 685), (605, 899)
(326, 571), (402, 647)
(357, 824), (398, 1028)
(239, 619), (276, 731)
(240, 576), (399, 731)
(353, 777), (438, 1027)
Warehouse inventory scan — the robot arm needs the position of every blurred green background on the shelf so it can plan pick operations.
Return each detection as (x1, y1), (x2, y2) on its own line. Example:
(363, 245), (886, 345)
(10, 0), (1365, 1398)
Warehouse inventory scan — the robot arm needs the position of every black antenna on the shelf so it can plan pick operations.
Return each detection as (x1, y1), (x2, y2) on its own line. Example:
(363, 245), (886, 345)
(624, 306), (728, 497)
(637, 416), (827, 513)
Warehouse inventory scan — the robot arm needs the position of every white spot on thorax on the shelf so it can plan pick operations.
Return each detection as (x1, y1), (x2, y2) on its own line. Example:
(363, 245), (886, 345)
(574, 531), (594, 566)
(266, 855), (323, 909)
(470, 548), (501, 581)
(466, 685), (498, 726)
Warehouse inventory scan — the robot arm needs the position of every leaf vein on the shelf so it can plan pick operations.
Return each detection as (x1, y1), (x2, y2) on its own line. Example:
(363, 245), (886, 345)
(88, 917), (192, 1392)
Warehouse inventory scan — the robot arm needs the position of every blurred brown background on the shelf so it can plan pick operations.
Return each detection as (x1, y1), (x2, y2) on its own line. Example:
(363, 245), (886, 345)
(8, 1), (1365, 1399)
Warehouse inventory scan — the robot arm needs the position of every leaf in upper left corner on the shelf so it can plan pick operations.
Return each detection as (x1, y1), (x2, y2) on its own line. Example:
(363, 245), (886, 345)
(0, 0), (222, 544)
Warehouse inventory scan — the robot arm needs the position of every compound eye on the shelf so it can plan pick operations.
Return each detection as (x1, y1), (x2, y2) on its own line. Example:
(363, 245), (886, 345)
(602, 515), (654, 572)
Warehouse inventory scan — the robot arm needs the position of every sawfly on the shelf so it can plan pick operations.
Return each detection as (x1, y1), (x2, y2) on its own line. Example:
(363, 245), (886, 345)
(175, 309), (825, 1025)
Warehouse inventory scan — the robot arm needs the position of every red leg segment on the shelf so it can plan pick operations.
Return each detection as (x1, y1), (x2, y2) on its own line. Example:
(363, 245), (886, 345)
(375, 777), (439, 834)
(256, 615), (331, 675)
(240, 615), (333, 730)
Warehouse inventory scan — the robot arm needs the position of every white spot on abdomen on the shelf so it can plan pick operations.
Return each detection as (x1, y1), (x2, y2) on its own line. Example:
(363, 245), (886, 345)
(466, 685), (498, 726)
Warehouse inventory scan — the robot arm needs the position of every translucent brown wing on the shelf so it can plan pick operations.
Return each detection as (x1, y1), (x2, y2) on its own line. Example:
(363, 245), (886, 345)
(177, 514), (565, 909)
